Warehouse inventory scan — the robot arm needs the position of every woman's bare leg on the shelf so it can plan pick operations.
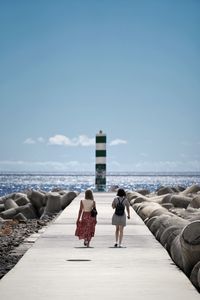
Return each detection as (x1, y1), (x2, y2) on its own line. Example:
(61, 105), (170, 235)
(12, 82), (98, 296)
(119, 225), (124, 246)
(115, 225), (119, 245)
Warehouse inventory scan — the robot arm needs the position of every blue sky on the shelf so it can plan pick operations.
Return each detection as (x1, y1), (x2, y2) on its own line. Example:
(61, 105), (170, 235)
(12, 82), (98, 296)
(0, 0), (199, 173)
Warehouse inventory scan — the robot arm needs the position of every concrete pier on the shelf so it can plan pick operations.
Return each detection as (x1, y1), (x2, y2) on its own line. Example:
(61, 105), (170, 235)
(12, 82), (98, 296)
(0, 193), (199, 299)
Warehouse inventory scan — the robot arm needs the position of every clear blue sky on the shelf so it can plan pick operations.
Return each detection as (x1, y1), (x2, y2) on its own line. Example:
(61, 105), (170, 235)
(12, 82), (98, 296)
(0, 0), (199, 172)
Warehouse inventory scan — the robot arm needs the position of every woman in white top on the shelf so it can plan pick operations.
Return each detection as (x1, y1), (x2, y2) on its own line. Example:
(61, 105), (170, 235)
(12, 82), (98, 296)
(75, 189), (97, 247)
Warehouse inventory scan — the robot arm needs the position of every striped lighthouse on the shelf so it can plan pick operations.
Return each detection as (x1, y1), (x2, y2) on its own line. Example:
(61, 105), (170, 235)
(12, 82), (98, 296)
(95, 130), (106, 191)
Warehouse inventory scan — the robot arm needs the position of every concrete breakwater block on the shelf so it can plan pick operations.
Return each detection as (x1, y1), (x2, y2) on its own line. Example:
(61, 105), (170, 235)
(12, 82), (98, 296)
(135, 189), (150, 195)
(16, 203), (37, 219)
(0, 194), (14, 204)
(0, 204), (5, 212)
(15, 196), (30, 206)
(170, 195), (192, 208)
(161, 194), (192, 208)
(133, 202), (162, 220)
(162, 203), (174, 209)
(189, 212), (200, 222)
(161, 194), (173, 204)
(145, 216), (158, 228)
(190, 262), (200, 292)
(126, 191), (143, 201)
(170, 221), (200, 278)
(180, 221), (200, 275)
(43, 192), (62, 216)
(189, 196), (200, 209)
(61, 191), (77, 209)
(29, 190), (46, 210)
(149, 215), (183, 239)
(160, 225), (183, 251)
(156, 186), (175, 196)
(13, 192), (29, 200)
(4, 199), (19, 210)
(170, 235), (184, 270)
(130, 196), (148, 205)
(38, 206), (45, 217)
(0, 192), (27, 203)
(0, 208), (18, 219)
(0, 188), (77, 221)
(14, 212), (27, 222)
(148, 207), (170, 219)
(150, 215), (173, 237)
(182, 184), (200, 195)
(169, 207), (200, 220)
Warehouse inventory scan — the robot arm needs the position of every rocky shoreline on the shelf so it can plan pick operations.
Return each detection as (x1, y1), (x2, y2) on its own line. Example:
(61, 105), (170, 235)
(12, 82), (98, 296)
(0, 188), (78, 279)
(0, 216), (57, 279)
(127, 184), (200, 292)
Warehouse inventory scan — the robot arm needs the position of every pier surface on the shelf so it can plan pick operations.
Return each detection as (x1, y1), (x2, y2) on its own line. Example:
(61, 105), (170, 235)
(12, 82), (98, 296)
(0, 192), (199, 299)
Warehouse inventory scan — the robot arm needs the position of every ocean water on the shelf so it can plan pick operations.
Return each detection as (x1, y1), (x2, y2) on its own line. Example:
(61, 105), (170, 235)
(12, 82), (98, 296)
(0, 172), (200, 197)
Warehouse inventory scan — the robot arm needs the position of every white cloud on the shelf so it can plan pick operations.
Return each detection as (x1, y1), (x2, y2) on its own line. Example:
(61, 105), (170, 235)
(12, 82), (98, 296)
(24, 137), (45, 144)
(109, 139), (127, 146)
(48, 134), (95, 147)
(77, 135), (95, 146)
(48, 135), (74, 146)
(23, 138), (36, 144)
(24, 135), (127, 147)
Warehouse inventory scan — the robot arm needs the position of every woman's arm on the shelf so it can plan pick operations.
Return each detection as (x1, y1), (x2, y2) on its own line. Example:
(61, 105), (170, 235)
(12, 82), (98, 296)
(126, 206), (130, 219)
(76, 200), (83, 225)
(112, 199), (116, 209)
(126, 200), (130, 219)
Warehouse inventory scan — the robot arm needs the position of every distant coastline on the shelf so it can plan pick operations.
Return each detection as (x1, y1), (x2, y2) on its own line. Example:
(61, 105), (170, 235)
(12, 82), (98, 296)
(0, 171), (200, 176)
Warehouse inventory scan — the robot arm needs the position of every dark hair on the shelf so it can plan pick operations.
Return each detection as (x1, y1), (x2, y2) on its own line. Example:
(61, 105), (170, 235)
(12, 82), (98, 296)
(117, 188), (126, 197)
(85, 189), (94, 200)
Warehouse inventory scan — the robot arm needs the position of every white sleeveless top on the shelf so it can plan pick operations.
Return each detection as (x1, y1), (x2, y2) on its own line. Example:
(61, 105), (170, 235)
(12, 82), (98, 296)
(82, 199), (94, 212)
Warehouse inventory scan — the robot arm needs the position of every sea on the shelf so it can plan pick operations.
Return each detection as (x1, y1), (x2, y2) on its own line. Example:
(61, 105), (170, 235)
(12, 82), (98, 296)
(0, 172), (200, 197)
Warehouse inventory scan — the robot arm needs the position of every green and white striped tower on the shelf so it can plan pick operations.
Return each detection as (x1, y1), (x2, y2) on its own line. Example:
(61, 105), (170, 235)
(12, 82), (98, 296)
(95, 130), (106, 191)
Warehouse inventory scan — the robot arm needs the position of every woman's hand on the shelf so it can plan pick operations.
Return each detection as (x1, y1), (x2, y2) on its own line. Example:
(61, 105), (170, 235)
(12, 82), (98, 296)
(76, 200), (83, 225)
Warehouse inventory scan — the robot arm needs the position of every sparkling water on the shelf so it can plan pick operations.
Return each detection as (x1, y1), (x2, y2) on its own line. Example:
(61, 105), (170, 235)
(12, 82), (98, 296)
(0, 172), (200, 197)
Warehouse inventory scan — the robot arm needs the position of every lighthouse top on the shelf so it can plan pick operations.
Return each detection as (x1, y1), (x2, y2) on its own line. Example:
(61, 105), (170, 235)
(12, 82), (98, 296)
(96, 130), (105, 136)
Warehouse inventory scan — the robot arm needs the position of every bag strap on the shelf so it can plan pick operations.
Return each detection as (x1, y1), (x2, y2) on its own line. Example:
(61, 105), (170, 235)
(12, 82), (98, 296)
(118, 196), (125, 204)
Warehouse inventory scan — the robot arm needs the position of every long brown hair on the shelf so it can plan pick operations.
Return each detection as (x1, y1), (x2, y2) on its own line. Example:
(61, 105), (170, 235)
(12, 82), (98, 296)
(85, 189), (94, 200)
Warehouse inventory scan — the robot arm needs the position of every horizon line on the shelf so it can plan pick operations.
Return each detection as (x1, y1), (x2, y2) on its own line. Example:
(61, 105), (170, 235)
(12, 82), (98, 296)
(0, 171), (200, 176)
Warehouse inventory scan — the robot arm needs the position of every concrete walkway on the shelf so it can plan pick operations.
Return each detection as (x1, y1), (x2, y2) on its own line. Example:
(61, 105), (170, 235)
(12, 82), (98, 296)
(0, 193), (199, 299)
